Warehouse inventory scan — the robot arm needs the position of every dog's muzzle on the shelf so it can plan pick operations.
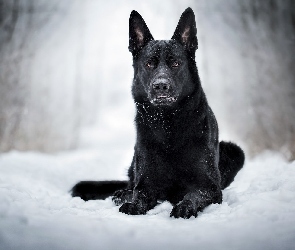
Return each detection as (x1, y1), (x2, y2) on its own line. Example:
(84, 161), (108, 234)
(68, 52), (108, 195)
(149, 77), (177, 106)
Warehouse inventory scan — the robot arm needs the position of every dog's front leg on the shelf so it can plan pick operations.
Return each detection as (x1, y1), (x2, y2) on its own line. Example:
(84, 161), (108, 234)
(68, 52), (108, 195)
(112, 189), (133, 206)
(170, 188), (222, 219)
(119, 188), (157, 215)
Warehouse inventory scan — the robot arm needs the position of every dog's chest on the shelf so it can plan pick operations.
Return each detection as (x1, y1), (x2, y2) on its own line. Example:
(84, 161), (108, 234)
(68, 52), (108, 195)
(145, 112), (176, 145)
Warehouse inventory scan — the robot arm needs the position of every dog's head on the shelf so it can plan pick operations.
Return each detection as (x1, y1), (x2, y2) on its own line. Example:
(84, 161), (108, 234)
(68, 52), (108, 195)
(129, 8), (199, 107)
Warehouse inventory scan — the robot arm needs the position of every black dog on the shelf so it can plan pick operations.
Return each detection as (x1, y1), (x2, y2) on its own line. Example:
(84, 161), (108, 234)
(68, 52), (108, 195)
(72, 8), (245, 219)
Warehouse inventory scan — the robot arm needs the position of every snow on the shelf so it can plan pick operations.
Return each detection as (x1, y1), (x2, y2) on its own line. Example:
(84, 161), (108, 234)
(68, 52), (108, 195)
(1, 145), (295, 250)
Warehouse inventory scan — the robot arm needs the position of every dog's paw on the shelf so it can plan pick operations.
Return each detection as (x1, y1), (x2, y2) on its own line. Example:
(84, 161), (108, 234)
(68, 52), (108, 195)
(119, 202), (146, 215)
(170, 200), (197, 219)
(112, 189), (133, 206)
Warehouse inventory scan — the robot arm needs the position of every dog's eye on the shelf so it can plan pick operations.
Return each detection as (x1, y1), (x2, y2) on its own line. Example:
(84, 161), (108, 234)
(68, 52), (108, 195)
(146, 60), (155, 69)
(171, 61), (180, 68)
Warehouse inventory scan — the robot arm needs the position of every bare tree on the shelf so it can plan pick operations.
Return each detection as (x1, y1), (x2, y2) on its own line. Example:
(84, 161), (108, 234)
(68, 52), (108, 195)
(194, 0), (295, 160)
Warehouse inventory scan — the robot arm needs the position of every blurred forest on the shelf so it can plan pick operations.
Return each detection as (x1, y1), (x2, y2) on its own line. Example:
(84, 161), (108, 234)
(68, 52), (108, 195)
(0, 0), (294, 160)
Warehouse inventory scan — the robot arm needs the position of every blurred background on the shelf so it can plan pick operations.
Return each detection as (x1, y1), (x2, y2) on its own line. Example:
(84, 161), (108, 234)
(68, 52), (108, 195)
(0, 0), (294, 160)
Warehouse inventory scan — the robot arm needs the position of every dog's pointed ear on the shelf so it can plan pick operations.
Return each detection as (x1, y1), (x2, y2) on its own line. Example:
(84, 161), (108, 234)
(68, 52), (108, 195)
(171, 8), (198, 52)
(129, 10), (154, 57)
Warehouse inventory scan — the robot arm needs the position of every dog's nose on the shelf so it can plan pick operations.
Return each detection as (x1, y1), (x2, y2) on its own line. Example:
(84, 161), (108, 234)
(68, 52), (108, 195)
(152, 81), (170, 91)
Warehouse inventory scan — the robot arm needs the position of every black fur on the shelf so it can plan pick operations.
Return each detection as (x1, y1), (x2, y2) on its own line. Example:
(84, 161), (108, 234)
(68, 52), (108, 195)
(71, 8), (245, 219)
(71, 181), (128, 201)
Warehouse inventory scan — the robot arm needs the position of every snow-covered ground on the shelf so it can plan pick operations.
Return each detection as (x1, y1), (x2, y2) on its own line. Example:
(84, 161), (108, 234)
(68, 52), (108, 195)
(1, 137), (295, 250)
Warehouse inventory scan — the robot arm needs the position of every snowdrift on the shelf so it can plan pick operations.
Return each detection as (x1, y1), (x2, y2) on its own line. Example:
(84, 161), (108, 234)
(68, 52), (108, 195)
(0, 150), (294, 250)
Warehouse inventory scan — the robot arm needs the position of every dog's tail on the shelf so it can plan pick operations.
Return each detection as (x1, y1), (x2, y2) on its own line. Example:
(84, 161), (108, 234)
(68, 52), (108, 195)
(218, 141), (245, 189)
(71, 180), (129, 201)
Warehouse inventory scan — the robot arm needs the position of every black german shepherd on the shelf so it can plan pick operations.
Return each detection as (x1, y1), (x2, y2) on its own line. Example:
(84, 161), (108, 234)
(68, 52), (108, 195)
(71, 8), (245, 219)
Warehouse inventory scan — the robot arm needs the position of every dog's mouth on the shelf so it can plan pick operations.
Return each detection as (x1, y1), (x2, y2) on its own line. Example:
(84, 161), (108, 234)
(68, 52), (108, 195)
(150, 94), (177, 106)
(148, 77), (178, 106)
